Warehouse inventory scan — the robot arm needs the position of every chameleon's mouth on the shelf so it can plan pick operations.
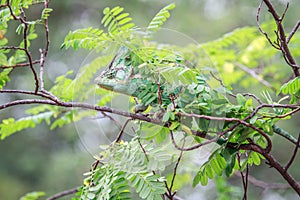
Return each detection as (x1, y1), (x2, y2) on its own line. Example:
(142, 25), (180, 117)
(97, 81), (115, 91)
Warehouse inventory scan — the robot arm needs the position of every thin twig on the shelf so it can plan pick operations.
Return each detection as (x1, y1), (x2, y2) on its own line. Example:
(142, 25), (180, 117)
(0, 89), (56, 100)
(287, 21), (300, 43)
(46, 187), (79, 200)
(39, 49), (45, 90)
(237, 153), (248, 200)
(7, 1), (40, 92)
(0, 60), (40, 68)
(169, 138), (185, 199)
(261, 0), (300, 77)
(179, 112), (273, 152)
(38, 0), (51, 90)
(235, 172), (291, 190)
(114, 118), (132, 142)
(260, 107), (300, 120)
(280, 2), (289, 22)
(100, 111), (123, 129)
(256, 0), (280, 50)
(43, 0), (50, 58)
(0, 46), (26, 51)
(235, 62), (275, 89)
(242, 93), (263, 105)
(284, 133), (300, 172)
(237, 143), (300, 195)
(0, 4), (8, 9)
(210, 71), (226, 88)
(170, 129), (222, 151)
(136, 134), (149, 162)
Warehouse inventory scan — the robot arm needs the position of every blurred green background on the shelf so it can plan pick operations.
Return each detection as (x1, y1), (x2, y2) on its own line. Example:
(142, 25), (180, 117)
(1, 0), (300, 199)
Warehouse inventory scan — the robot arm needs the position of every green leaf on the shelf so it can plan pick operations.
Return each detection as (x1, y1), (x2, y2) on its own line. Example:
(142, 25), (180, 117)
(0, 112), (53, 140)
(200, 172), (208, 186)
(140, 184), (151, 199)
(249, 115), (258, 124)
(236, 93), (246, 105)
(169, 121), (180, 130)
(41, 8), (53, 20)
(162, 112), (170, 122)
(205, 164), (214, 179)
(147, 3), (176, 33)
(101, 6), (135, 34)
(250, 152), (261, 166)
(216, 154), (226, 169)
(0, 68), (12, 89)
(192, 172), (201, 187)
(61, 27), (105, 50)
(155, 128), (168, 144)
(225, 154), (236, 177)
(210, 158), (222, 176)
(279, 77), (300, 104)
(19, 191), (45, 200)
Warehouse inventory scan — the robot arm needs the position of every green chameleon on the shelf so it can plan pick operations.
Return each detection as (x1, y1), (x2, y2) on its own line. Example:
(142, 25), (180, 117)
(95, 45), (229, 137)
(95, 44), (298, 149)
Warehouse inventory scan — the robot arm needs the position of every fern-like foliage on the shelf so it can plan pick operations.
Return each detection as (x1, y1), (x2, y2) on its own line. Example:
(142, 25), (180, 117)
(147, 3), (176, 33)
(0, 112), (53, 139)
(101, 6), (135, 34)
(0, 53), (114, 139)
(193, 147), (263, 187)
(61, 27), (106, 50)
(279, 77), (300, 104)
(0, 4), (178, 139)
(0, 68), (12, 89)
(41, 7), (53, 20)
(61, 4), (176, 51)
(61, 6), (135, 50)
(200, 25), (284, 88)
(192, 148), (229, 187)
(77, 138), (173, 200)
(19, 191), (45, 200)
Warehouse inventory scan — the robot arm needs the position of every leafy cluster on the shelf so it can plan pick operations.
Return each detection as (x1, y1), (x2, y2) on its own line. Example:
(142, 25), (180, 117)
(279, 77), (300, 104)
(77, 139), (173, 200)
(193, 148), (262, 187)
(0, 0), (51, 66)
(0, 3), (177, 140)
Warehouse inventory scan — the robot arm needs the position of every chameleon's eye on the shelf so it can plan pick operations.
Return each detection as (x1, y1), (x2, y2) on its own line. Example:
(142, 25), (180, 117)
(115, 69), (126, 80)
(124, 55), (131, 66)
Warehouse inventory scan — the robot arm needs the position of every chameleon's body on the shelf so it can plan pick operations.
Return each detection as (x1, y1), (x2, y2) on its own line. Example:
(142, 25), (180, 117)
(96, 46), (292, 147)
(95, 46), (219, 118)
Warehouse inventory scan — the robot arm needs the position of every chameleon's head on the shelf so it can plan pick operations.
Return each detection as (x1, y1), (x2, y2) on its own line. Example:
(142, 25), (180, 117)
(95, 46), (141, 95)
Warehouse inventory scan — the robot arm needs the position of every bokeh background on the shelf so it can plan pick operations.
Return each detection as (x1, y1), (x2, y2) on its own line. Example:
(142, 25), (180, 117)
(1, 0), (299, 199)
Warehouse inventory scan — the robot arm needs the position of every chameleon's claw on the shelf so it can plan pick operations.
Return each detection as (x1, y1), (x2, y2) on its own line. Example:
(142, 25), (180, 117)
(134, 104), (148, 113)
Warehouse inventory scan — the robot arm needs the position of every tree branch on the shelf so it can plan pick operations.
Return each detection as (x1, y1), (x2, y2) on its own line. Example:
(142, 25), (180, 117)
(235, 172), (290, 190)
(0, 60), (40, 69)
(169, 138), (185, 199)
(260, 0), (300, 77)
(287, 20), (300, 43)
(235, 62), (275, 89)
(7, 0), (40, 92)
(284, 133), (300, 172)
(46, 187), (79, 200)
(237, 143), (300, 195)
(115, 118), (132, 142)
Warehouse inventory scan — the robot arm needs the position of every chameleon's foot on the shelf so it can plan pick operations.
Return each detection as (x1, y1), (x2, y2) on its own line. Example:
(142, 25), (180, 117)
(133, 97), (148, 113)
(134, 104), (149, 113)
(153, 108), (166, 123)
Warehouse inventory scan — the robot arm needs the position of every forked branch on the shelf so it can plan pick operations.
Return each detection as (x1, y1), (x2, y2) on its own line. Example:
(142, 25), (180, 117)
(257, 0), (300, 77)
